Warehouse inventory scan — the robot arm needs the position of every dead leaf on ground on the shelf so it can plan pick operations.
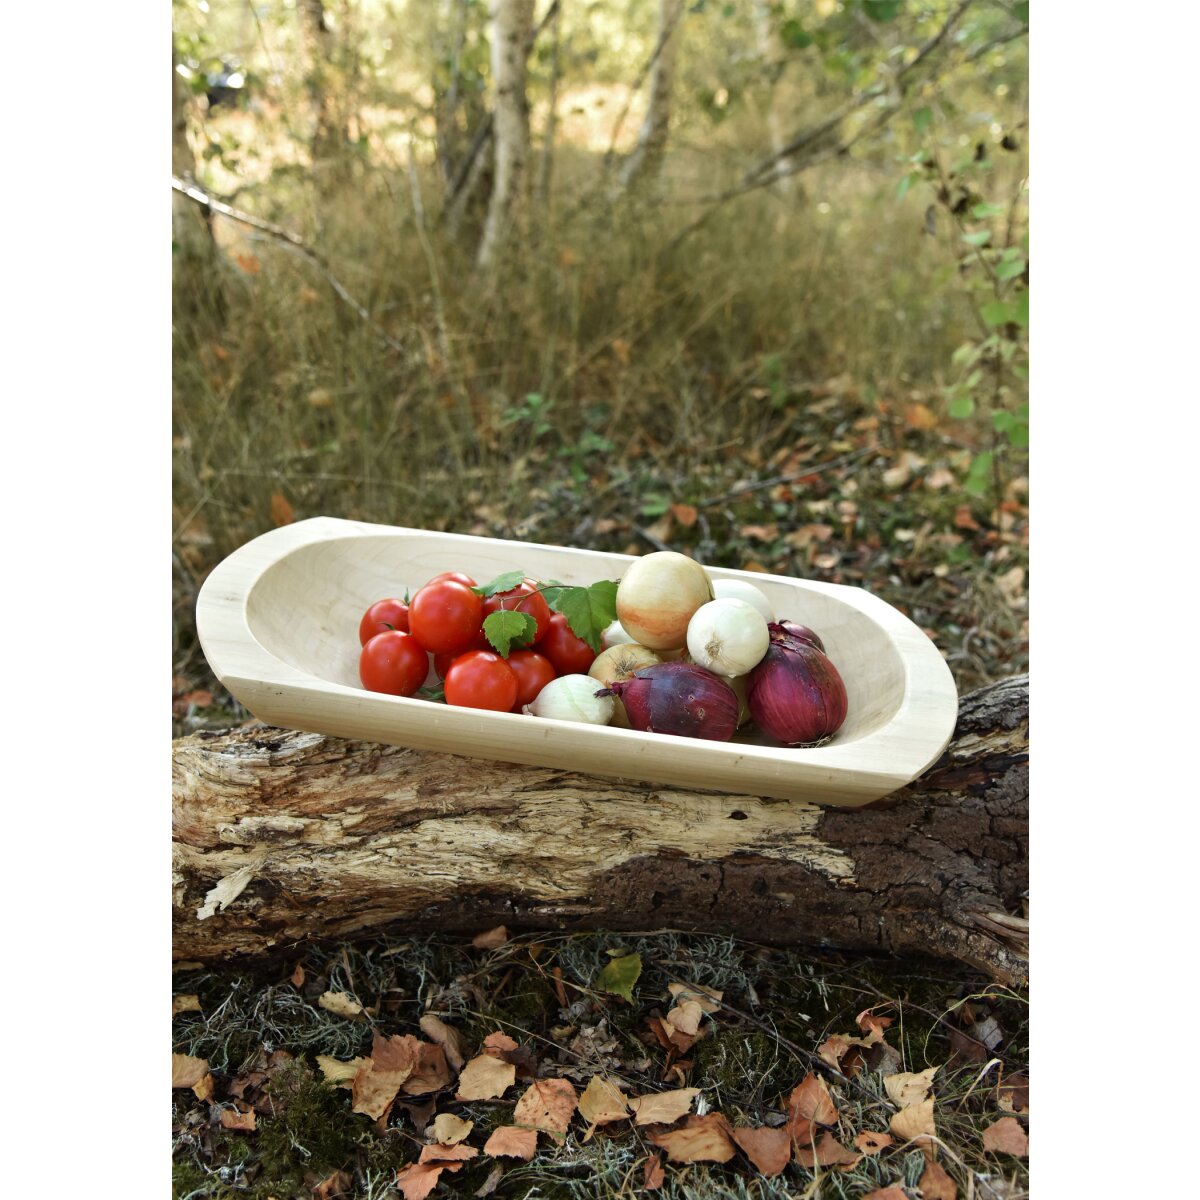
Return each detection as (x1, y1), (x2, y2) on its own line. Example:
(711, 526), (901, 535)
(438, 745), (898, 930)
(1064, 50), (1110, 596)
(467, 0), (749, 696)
(455, 1053), (516, 1102)
(663, 999), (705, 1037)
(982, 1116), (1028, 1157)
(794, 1131), (859, 1169)
(629, 1087), (700, 1126)
(513, 1078), (578, 1135)
(817, 1032), (873, 1074)
(732, 1125), (791, 1176)
(786, 1072), (838, 1143)
(269, 491), (294, 526)
(891, 1097), (937, 1153)
(403, 1041), (452, 1095)
(172, 994), (202, 1017)
(921, 1157), (959, 1200)
(666, 982), (723, 1013)
(418, 1143), (478, 1164)
(431, 1113), (474, 1145)
(482, 1032), (518, 1056)
(863, 1188), (911, 1200)
(883, 1066), (939, 1108)
(997, 1073), (1029, 1115)
(317, 1055), (370, 1088)
(419, 1015), (468, 1071)
(649, 1113), (738, 1164)
(483, 1126), (538, 1161)
(352, 1034), (420, 1119)
(856, 1009), (894, 1042)
(219, 1107), (257, 1132)
(854, 1130), (893, 1156)
(319, 991), (364, 1019)
(644, 1153), (665, 1190)
(472, 925), (508, 950)
(906, 402), (938, 430)
(313, 1169), (353, 1199)
(394, 1161), (465, 1200)
(578, 1075), (630, 1131)
(172, 1053), (211, 1100)
(290, 962), (306, 988)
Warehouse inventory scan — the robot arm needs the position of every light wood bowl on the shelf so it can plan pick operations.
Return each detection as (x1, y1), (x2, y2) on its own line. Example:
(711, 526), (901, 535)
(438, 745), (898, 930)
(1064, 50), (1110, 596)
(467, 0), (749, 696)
(196, 517), (958, 807)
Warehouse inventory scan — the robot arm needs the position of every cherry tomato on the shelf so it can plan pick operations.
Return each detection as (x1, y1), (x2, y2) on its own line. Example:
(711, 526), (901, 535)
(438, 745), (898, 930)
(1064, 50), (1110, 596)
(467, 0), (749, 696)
(433, 630), (491, 680)
(425, 571), (477, 588)
(506, 649), (557, 710)
(538, 612), (597, 675)
(359, 631), (427, 697)
(358, 598), (410, 646)
(481, 579), (552, 644)
(409, 580), (484, 654)
(444, 650), (519, 712)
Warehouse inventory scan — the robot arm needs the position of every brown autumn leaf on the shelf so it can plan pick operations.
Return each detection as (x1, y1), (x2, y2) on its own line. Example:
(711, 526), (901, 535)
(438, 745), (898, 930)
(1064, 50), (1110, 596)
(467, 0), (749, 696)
(628, 1087), (700, 1126)
(649, 1113), (738, 1164)
(669, 503), (698, 528)
(431, 1114), (474, 1145)
(817, 1033), (873, 1074)
(352, 1034), (420, 1119)
(403, 1042), (452, 1096)
(794, 1131), (860, 1169)
(787, 1072), (838, 1144)
(455, 1053), (516, 1102)
(883, 1066), (938, 1109)
(313, 1169), (353, 1199)
(925, 466), (957, 490)
(856, 1009), (894, 1042)
(921, 1157), (959, 1200)
(664, 1000), (705, 1037)
(394, 1161), (464, 1200)
(891, 1098), (937, 1152)
(997, 1073), (1029, 1115)
(863, 1188), (910, 1200)
(854, 1130), (893, 1156)
(981, 1116), (1028, 1157)
(319, 991), (364, 1020)
(472, 925), (508, 950)
(644, 1153), (665, 1190)
(666, 982), (723, 1013)
(513, 1078), (578, 1135)
(953, 503), (981, 532)
(234, 252), (262, 275)
(193, 1071), (215, 1101)
(172, 994), (202, 1017)
(172, 1053), (210, 1095)
(269, 492), (294, 526)
(905, 402), (938, 430)
(577, 1075), (630, 1129)
(732, 1126), (791, 1176)
(219, 1107), (257, 1132)
(418, 1143), (478, 1165)
(482, 1032), (519, 1056)
(483, 1126), (538, 1161)
(419, 1015), (468, 1072)
(290, 962), (306, 988)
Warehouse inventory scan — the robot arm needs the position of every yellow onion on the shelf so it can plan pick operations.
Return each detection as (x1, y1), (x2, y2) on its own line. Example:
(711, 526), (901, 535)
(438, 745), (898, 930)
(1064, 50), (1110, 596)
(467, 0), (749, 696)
(615, 551), (714, 651)
(588, 644), (663, 727)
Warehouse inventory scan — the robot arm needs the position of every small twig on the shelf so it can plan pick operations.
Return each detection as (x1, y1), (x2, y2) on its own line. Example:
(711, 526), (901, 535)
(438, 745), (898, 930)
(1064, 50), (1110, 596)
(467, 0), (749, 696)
(698, 445), (879, 509)
(171, 176), (407, 354)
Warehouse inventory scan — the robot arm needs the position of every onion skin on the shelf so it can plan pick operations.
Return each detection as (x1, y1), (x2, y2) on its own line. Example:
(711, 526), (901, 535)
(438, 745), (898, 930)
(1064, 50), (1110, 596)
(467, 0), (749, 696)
(615, 551), (714, 651)
(588, 644), (662, 728)
(747, 640), (848, 746)
(596, 662), (738, 742)
(770, 620), (826, 655)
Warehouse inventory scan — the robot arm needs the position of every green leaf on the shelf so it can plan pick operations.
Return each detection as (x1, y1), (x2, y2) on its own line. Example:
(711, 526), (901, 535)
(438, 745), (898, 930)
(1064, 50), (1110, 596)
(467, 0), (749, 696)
(595, 952), (642, 1004)
(948, 394), (975, 419)
(483, 610), (538, 657)
(971, 202), (1005, 219)
(1013, 1), (1029, 24)
(912, 106), (932, 137)
(546, 581), (620, 654)
(951, 341), (981, 367)
(962, 230), (993, 247)
(862, 0), (902, 22)
(1008, 422), (1029, 447)
(896, 171), (919, 200)
(781, 18), (813, 48)
(473, 570), (528, 598)
(1015, 288), (1029, 328)
(417, 683), (445, 702)
(996, 256), (1027, 281)
(981, 299), (1017, 327)
(992, 411), (1014, 433)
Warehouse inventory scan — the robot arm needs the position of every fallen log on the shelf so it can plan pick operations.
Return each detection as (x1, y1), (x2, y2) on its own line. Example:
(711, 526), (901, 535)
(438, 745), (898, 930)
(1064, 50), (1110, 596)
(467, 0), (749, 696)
(173, 675), (1028, 984)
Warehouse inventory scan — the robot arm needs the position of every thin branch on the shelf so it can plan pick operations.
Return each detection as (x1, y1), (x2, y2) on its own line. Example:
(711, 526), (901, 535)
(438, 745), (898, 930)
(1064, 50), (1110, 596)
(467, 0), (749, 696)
(171, 175), (407, 354)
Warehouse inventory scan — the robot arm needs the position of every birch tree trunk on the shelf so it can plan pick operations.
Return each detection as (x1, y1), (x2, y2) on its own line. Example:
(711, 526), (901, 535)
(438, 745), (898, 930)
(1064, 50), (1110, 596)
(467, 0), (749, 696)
(619, 0), (686, 196)
(172, 677), (1029, 985)
(476, 0), (535, 272)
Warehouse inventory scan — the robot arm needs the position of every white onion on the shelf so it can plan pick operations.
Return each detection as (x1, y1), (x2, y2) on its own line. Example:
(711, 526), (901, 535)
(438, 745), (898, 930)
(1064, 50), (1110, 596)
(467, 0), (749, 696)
(686, 598), (770, 678)
(524, 674), (615, 725)
(615, 551), (714, 651)
(712, 578), (775, 624)
(601, 620), (637, 649)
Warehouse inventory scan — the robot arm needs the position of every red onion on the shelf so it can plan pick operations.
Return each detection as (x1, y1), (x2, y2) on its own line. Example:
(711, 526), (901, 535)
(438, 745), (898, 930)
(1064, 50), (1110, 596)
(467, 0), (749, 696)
(770, 620), (826, 655)
(595, 662), (738, 742)
(748, 639), (848, 746)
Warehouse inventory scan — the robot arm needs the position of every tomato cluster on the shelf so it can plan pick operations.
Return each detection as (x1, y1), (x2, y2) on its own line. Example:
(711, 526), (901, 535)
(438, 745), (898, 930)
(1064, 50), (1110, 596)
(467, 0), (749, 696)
(355, 571), (595, 713)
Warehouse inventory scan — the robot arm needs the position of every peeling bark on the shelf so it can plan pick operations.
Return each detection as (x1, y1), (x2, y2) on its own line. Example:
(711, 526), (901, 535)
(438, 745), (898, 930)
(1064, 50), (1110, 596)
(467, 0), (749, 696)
(619, 0), (686, 196)
(173, 677), (1028, 985)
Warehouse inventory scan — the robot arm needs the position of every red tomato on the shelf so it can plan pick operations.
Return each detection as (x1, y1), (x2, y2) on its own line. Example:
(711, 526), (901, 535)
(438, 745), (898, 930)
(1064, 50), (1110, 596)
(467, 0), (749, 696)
(409, 580), (484, 654)
(359, 631), (427, 697)
(481, 579), (552, 645)
(444, 650), (519, 712)
(538, 612), (597, 675)
(433, 630), (491, 681)
(425, 571), (477, 588)
(506, 649), (557, 710)
(358, 598), (410, 646)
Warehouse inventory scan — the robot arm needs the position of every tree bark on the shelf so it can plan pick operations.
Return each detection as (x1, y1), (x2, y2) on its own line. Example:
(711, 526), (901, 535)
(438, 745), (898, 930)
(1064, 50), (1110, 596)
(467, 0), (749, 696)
(172, 46), (221, 300)
(298, 0), (345, 191)
(752, 0), (794, 199)
(619, 0), (685, 195)
(173, 677), (1029, 984)
(476, 0), (534, 272)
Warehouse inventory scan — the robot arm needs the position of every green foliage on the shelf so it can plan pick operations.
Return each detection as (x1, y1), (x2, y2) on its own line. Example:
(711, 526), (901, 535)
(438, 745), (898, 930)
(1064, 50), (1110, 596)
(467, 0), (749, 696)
(594, 951), (642, 1004)
(483, 609), (538, 656)
(544, 580), (619, 654)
